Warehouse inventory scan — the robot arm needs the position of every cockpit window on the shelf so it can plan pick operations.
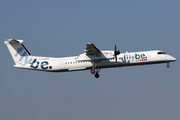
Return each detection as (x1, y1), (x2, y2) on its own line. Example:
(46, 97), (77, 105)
(158, 52), (166, 54)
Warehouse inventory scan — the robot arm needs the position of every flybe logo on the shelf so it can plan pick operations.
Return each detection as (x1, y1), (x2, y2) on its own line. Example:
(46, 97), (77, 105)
(15, 47), (32, 66)
(30, 59), (52, 69)
(15, 47), (52, 69)
(125, 53), (147, 61)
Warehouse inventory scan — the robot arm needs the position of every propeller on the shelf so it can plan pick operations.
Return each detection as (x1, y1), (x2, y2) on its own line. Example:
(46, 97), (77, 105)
(114, 45), (120, 62)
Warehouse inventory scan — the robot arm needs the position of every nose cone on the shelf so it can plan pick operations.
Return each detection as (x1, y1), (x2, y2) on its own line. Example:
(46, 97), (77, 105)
(169, 55), (176, 62)
(172, 57), (176, 61)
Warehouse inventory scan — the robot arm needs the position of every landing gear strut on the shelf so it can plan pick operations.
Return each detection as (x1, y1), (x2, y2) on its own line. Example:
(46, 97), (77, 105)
(90, 61), (101, 78)
(94, 69), (100, 78)
(166, 63), (170, 68)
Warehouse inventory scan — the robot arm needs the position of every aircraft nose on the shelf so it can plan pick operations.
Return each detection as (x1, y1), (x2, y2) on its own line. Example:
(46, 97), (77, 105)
(173, 57), (176, 61)
(169, 56), (176, 62)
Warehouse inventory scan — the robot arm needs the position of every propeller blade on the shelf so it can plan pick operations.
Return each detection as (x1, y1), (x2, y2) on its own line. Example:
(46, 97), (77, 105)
(114, 44), (120, 62)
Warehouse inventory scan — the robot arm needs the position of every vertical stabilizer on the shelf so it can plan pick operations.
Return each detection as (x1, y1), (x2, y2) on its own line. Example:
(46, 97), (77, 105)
(4, 39), (32, 66)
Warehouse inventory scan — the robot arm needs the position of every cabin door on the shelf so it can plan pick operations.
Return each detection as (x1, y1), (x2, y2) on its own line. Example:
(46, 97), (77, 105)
(60, 61), (65, 69)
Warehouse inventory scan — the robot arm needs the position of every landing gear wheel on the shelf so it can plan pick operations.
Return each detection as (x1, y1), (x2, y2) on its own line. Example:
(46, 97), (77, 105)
(95, 73), (99, 78)
(166, 63), (170, 68)
(91, 69), (95, 74)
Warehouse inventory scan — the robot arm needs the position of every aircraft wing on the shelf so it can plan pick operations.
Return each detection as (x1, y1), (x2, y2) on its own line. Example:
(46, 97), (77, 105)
(76, 43), (114, 62)
(85, 43), (102, 55)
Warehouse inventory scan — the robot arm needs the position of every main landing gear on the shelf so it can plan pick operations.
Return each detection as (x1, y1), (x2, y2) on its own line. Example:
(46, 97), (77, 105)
(91, 68), (101, 78)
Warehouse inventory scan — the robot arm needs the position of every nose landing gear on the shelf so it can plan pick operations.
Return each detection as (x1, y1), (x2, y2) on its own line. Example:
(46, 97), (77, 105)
(166, 63), (170, 68)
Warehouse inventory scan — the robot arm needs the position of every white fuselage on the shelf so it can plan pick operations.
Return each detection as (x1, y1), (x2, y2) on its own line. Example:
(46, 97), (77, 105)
(5, 39), (176, 78)
(14, 50), (176, 72)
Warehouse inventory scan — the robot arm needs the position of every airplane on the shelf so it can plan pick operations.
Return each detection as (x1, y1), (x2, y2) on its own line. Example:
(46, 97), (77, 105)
(4, 39), (176, 78)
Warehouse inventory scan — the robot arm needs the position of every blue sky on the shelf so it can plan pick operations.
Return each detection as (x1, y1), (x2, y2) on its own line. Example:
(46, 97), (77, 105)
(0, 0), (180, 120)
